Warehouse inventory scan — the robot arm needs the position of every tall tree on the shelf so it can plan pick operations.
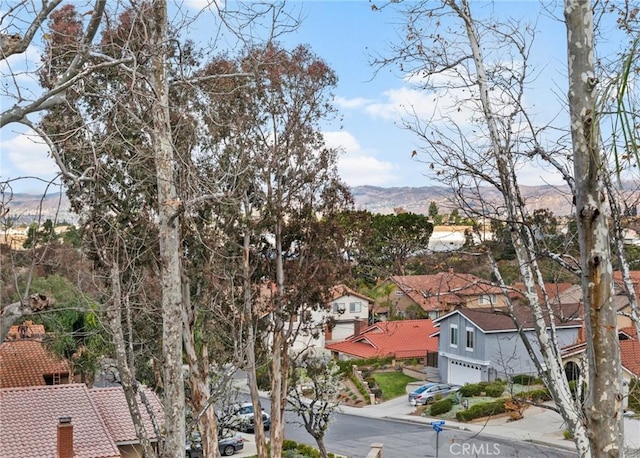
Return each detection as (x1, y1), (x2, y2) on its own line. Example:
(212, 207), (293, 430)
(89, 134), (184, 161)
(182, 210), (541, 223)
(565, 0), (623, 455)
(375, 0), (624, 454)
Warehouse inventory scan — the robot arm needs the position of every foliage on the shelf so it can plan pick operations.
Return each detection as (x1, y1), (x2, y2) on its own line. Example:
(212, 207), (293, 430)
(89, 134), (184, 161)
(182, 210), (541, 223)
(337, 210), (433, 280)
(429, 398), (454, 416)
(349, 373), (370, 399)
(515, 388), (552, 403)
(334, 357), (394, 374)
(458, 381), (505, 398)
(455, 399), (507, 422)
(458, 384), (483, 397)
(628, 379), (640, 412)
(23, 220), (58, 249)
(511, 374), (542, 385)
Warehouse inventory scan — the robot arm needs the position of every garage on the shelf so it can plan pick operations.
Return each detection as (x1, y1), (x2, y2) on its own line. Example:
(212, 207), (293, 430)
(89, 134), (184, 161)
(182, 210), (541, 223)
(448, 359), (482, 385)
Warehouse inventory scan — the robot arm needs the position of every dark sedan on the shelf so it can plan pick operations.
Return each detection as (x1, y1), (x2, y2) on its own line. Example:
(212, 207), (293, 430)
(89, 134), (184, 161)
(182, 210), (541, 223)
(408, 382), (460, 405)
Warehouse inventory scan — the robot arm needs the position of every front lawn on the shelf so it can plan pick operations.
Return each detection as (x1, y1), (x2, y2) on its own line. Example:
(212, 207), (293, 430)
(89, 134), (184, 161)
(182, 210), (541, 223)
(373, 372), (418, 400)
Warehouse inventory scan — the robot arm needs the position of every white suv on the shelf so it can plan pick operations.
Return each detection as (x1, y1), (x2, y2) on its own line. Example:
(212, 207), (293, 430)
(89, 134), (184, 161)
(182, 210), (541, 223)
(228, 402), (271, 433)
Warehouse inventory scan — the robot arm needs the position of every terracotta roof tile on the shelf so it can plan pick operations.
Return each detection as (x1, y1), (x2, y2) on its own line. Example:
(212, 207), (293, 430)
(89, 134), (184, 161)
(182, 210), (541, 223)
(326, 319), (438, 359)
(0, 384), (120, 458)
(390, 272), (503, 312)
(5, 321), (46, 340)
(90, 386), (164, 443)
(620, 339), (640, 377)
(0, 340), (70, 388)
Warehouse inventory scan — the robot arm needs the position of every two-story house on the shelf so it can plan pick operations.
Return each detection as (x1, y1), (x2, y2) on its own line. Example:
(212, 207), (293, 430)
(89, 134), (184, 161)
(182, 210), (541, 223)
(375, 270), (506, 320)
(287, 284), (374, 356)
(432, 303), (583, 385)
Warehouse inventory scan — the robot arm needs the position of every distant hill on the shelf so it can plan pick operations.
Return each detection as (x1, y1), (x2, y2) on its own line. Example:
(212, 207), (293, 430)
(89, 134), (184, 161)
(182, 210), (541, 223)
(351, 185), (578, 216)
(4, 184), (639, 224)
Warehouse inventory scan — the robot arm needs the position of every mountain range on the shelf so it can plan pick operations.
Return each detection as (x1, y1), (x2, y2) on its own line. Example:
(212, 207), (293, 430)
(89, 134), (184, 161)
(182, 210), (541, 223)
(4, 184), (638, 224)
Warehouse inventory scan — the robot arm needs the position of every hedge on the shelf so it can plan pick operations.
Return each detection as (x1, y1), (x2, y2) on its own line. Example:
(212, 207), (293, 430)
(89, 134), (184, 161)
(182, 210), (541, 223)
(515, 387), (552, 403)
(458, 383), (483, 397)
(335, 357), (394, 374)
(455, 400), (506, 422)
(511, 374), (541, 385)
(429, 398), (453, 416)
(458, 381), (504, 397)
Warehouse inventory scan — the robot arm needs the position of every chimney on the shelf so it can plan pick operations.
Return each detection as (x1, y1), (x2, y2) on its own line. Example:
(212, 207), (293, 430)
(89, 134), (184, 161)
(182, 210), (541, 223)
(325, 323), (333, 341)
(354, 319), (366, 336)
(57, 416), (73, 458)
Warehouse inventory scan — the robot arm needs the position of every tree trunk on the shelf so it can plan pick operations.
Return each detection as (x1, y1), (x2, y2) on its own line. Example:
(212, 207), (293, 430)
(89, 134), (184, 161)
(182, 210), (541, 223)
(242, 224), (268, 458)
(269, 219), (288, 458)
(451, 0), (592, 454)
(149, 1), (185, 456)
(182, 279), (219, 458)
(565, 1), (624, 456)
(108, 263), (156, 457)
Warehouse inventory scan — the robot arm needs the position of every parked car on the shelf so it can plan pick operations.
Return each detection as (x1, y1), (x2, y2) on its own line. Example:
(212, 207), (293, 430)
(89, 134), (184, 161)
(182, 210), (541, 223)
(185, 430), (244, 457)
(408, 383), (460, 405)
(227, 402), (271, 433)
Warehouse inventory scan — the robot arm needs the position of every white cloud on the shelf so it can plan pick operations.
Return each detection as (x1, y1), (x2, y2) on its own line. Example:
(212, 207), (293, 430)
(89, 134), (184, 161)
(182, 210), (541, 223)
(334, 96), (373, 110)
(323, 130), (396, 186)
(1, 130), (56, 177)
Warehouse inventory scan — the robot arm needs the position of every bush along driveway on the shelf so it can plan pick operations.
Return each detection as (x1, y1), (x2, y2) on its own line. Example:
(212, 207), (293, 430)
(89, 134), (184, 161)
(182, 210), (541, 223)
(420, 379), (553, 423)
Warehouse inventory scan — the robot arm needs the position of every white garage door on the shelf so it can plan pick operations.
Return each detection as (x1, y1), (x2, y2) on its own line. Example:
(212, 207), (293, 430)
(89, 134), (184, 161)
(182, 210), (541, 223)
(448, 359), (482, 385)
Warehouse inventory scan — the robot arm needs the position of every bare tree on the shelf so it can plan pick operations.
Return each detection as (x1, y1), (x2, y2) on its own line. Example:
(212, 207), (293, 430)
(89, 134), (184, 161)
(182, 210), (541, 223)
(375, 0), (624, 455)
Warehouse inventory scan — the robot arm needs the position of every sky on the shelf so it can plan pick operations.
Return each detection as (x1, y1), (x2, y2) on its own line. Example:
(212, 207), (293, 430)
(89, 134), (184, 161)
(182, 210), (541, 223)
(0, 1), (609, 194)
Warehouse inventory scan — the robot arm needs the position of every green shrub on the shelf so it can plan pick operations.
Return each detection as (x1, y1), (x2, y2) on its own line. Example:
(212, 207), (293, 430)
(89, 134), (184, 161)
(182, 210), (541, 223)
(349, 373), (369, 398)
(629, 379), (640, 412)
(459, 383), (483, 397)
(568, 380), (586, 402)
(484, 384), (505, 397)
(335, 357), (394, 374)
(429, 398), (453, 416)
(516, 387), (552, 402)
(455, 400), (506, 422)
(366, 377), (377, 388)
(511, 374), (540, 385)
(563, 429), (574, 440)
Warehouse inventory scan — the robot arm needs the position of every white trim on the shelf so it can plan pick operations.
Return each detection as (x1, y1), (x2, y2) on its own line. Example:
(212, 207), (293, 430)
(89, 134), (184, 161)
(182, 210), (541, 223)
(465, 326), (474, 351)
(440, 351), (491, 366)
(450, 324), (459, 348)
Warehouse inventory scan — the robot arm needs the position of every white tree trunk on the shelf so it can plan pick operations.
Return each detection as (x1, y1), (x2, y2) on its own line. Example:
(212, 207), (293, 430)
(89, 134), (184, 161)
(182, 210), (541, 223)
(565, 1), (624, 456)
(150, 1), (185, 455)
(450, 0), (593, 454)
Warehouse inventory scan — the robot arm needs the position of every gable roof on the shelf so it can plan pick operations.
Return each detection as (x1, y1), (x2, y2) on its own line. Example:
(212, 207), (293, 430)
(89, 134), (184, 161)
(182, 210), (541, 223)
(0, 340), (70, 388)
(325, 319), (438, 359)
(0, 384), (121, 458)
(562, 330), (640, 378)
(328, 284), (373, 303)
(433, 303), (583, 333)
(90, 386), (164, 444)
(389, 272), (503, 312)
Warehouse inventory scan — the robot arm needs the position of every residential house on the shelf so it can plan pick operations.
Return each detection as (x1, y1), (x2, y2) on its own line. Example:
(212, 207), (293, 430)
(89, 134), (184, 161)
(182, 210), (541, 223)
(0, 321), (71, 388)
(375, 270), (506, 320)
(432, 303), (583, 385)
(325, 319), (438, 361)
(0, 383), (164, 458)
(562, 325), (640, 387)
(286, 284), (373, 356)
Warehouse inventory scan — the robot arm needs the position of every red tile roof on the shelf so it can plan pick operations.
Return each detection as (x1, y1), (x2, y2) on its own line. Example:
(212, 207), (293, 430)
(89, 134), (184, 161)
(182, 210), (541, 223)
(90, 386), (164, 443)
(0, 340), (70, 388)
(325, 319), (438, 359)
(5, 321), (46, 340)
(0, 384), (121, 458)
(390, 272), (503, 312)
(620, 339), (640, 378)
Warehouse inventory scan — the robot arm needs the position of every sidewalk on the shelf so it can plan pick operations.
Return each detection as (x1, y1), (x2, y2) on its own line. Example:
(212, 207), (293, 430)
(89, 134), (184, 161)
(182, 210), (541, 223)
(338, 393), (577, 453)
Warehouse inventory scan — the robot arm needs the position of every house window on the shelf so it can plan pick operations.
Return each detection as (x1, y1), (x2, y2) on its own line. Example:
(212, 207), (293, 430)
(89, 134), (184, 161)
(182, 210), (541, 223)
(333, 302), (346, 314)
(466, 327), (474, 351)
(479, 294), (496, 305)
(349, 302), (361, 313)
(450, 324), (458, 348)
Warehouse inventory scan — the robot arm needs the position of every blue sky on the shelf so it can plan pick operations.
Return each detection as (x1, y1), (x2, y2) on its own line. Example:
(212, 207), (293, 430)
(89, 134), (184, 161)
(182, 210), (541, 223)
(0, 1), (587, 194)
